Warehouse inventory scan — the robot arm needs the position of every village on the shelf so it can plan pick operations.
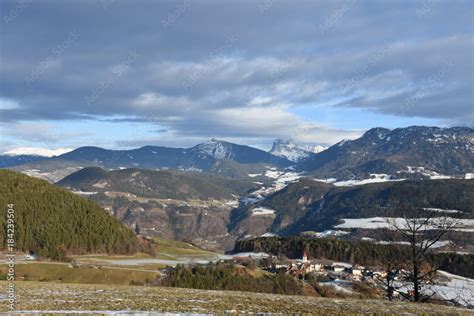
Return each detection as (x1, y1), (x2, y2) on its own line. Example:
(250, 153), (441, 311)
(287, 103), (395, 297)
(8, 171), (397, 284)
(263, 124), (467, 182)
(227, 249), (408, 297)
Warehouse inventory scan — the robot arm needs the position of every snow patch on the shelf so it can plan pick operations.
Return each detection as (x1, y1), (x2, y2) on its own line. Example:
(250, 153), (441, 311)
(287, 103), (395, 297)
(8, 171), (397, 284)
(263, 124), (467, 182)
(261, 232), (278, 237)
(71, 191), (98, 195)
(403, 166), (452, 179)
(313, 230), (350, 238)
(423, 207), (462, 214)
(230, 252), (273, 259)
(314, 174), (404, 187)
(251, 207), (276, 216)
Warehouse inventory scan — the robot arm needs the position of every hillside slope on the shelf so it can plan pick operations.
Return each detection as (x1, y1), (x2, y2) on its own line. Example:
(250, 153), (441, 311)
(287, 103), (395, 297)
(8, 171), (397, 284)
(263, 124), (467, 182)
(229, 178), (474, 250)
(2, 281), (471, 314)
(57, 167), (260, 200)
(56, 167), (263, 250)
(0, 170), (148, 259)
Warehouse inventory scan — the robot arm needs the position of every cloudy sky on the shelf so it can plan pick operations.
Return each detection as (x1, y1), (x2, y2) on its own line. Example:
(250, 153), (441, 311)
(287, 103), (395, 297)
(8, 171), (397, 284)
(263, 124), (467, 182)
(0, 0), (472, 152)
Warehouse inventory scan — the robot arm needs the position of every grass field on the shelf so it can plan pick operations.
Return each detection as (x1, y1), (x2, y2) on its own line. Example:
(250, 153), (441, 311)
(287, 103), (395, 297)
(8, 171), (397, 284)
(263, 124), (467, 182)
(0, 262), (159, 285)
(72, 237), (218, 263)
(153, 237), (218, 257)
(0, 238), (220, 287)
(0, 281), (471, 315)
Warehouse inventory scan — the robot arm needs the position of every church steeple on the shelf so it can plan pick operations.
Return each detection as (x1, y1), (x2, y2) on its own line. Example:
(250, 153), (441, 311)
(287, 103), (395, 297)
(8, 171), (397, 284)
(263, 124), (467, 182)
(302, 246), (310, 263)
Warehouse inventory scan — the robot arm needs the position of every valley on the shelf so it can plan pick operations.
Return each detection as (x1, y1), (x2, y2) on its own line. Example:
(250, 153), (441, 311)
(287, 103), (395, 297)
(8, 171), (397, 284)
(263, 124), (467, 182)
(2, 127), (473, 254)
(3, 1), (473, 313)
(1, 126), (473, 313)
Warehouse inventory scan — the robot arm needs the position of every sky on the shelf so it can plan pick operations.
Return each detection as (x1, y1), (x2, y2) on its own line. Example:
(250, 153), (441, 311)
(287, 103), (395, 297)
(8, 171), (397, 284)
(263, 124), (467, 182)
(0, 0), (473, 152)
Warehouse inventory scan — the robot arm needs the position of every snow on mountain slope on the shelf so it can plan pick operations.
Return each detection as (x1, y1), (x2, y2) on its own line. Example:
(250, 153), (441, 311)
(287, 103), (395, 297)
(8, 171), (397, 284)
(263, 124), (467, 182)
(269, 139), (325, 162)
(3, 147), (73, 157)
(306, 145), (326, 153)
(193, 138), (235, 159)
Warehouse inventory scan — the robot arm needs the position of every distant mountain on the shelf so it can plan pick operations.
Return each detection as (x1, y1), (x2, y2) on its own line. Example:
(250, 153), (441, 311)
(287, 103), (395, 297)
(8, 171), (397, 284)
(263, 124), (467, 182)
(0, 147), (73, 168)
(0, 154), (47, 168)
(3, 147), (73, 157)
(5, 126), (473, 184)
(269, 139), (323, 162)
(9, 140), (293, 182)
(302, 144), (327, 154)
(190, 139), (293, 166)
(59, 140), (292, 170)
(0, 169), (150, 260)
(296, 126), (474, 179)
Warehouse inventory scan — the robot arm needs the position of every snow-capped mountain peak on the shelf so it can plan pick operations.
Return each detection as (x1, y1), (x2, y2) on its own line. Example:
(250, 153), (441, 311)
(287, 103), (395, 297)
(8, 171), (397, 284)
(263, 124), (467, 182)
(269, 139), (324, 162)
(3, 147), (73, 157)
(193, 139), (235, 159)
(303, 144), (327, 154)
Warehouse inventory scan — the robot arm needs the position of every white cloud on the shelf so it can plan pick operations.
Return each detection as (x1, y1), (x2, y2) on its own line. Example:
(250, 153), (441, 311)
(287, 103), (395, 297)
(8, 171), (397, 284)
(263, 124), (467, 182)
(0, 98), (19, 110)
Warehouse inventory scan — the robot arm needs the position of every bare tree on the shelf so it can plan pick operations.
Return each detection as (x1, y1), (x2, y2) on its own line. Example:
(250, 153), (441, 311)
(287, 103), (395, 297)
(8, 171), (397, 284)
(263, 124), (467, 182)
(375, 259), (407, 301)
(386, 206), (459, 302)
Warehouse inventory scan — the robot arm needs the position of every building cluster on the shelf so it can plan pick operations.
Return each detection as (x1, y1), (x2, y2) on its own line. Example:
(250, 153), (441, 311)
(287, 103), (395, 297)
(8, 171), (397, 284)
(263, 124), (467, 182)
(272, 250), (367, 281)
(231, 250), (397, 283)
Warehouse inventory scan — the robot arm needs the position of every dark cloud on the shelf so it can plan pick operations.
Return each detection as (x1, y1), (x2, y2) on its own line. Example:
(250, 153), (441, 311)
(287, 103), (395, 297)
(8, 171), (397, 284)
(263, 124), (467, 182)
(0, 0), (472, 147)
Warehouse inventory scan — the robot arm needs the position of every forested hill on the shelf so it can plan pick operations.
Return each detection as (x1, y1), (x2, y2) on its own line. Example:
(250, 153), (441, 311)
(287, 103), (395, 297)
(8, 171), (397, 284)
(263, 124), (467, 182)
(57, 167), (260, 200)
(0, 169), (150, 260)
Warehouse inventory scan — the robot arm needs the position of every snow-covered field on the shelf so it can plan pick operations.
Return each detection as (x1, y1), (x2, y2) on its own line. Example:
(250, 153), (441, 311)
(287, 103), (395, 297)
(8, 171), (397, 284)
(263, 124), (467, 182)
(335, 217), (474, 232)
(423, 207), (462, 214)
(373, 240), (452, 248)
(401, 166), (453, 179)
(314, 174), (405, 187)
(431, 271), (474, 307)
(228, 252), (273, 259)
(319, 280), (354, 294)
(306, 230), (350, 238)
(396, 271), (474, 307)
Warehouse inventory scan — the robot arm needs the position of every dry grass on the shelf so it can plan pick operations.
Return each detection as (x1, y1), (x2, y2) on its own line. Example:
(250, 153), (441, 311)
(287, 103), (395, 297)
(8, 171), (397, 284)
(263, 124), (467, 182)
(0, 281), (471, 315)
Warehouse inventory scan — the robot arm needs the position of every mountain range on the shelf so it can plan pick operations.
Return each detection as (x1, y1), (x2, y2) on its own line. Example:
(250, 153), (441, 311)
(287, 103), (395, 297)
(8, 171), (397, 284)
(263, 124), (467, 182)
(3, 139), (294, 182)
(1, 125), (473, 253)
(297, 126), (473, 179)
(3, 126), (473, 183)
